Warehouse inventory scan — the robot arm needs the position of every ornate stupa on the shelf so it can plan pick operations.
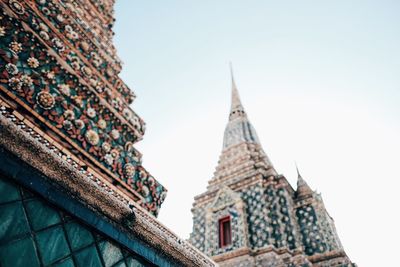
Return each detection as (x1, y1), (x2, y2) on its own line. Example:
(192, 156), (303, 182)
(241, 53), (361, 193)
(189, 68), (356, 267)
(0, 1), (214, 266)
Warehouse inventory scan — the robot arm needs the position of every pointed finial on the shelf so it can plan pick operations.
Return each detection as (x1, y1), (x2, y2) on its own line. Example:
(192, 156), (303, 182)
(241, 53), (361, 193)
(295, 161), (301, 178)
(295, 162), (305, 184)
(229, 63), (245, 120)
(295, 163), (313, 198)
(230, 62), (237, 90)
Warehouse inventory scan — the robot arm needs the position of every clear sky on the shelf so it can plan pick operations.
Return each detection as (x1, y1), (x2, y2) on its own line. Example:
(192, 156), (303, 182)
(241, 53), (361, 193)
(113, 1), (400, 266)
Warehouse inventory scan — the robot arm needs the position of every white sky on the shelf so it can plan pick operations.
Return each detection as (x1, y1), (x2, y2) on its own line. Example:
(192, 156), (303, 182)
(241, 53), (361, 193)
(113, 1), (400, 266)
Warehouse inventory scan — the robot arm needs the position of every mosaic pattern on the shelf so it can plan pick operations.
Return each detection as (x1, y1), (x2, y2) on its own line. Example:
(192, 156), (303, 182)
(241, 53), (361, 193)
(189, 207), (206, 252)
(315, 195), (344, 252)
(0, 175), (150, 267)
(297, 204), (327, 255)
(191, 170), (354, 266)
(0, 0), (214, 266)
(190, 81), (355, 266)
(0, 0), (166, 215)
(296, 195), (343, 256)
(204, 188), (248, 256)
(263, 186), (298, 250)
(241, 184), (270, 248)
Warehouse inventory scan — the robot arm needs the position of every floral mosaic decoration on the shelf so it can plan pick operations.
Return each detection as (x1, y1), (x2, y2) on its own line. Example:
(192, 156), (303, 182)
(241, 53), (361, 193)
(0, 1), (166, 216)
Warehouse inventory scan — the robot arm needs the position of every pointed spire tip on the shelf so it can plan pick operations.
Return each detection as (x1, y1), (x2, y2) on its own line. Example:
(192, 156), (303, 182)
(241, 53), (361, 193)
(228, 64), (246, 120)
(295, 163), (313, 197)
(229, 62), (236, 89)
(295, 161), (301, 178)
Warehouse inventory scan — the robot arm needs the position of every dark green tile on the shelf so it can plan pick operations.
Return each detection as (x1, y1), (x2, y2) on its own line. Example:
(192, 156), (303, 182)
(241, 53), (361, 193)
(36, 226), (70, 266)
(52, 257), (75, 267)
(25, 199), (61, 231)
(98, 241), (123, 267)
(0, 237), (40, 267)
(65, 221), (94, 251)
(74, 245), (103, 267)
(0, 178), (21, 203)
(0, 201), (30, 242)
(126, 258), (144, 267)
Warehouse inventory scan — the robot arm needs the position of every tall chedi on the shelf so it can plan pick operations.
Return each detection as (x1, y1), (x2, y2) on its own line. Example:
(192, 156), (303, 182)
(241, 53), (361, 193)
(0, 1), (214, 266)
(189, 68), (355, 267)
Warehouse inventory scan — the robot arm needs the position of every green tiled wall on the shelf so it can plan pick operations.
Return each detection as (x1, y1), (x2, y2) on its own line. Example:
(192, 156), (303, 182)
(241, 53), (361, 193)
(0, 176), (148, 267)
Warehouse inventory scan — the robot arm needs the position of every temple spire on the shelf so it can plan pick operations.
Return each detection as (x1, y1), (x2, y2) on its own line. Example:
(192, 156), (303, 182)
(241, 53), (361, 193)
(222, 65), (264, 150)
(229, 63), (246, 120)
(296, 163), (313, 198)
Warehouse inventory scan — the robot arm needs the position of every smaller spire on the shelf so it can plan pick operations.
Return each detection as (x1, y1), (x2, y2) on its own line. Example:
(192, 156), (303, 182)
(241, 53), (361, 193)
(229, 63), (246, 120)
(295, 163), (313, 198)
(296, 163), (301, 178)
